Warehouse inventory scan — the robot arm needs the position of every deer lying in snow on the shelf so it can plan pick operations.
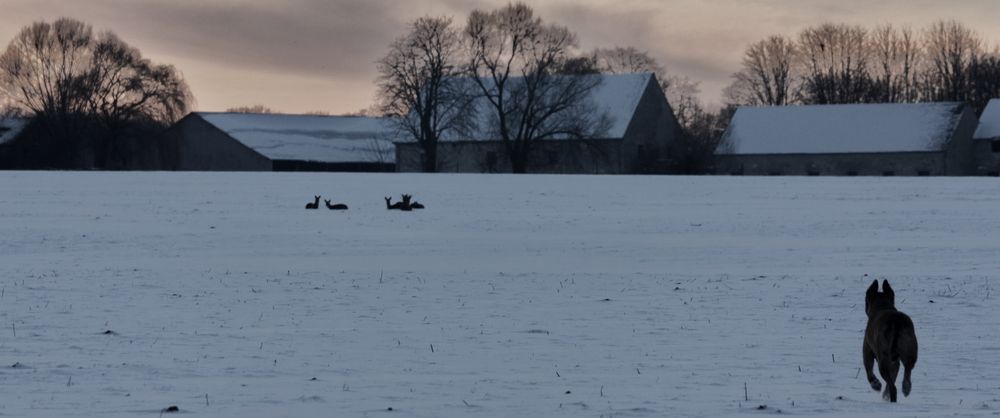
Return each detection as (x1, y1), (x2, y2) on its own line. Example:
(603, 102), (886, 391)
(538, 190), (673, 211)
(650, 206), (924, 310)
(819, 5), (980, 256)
(402, 194), (424, 209)
(305, 195), (320, 210)
(324, 199), (348, 210)
(385, 196), (407, 210)
(386, 195), (425, 211)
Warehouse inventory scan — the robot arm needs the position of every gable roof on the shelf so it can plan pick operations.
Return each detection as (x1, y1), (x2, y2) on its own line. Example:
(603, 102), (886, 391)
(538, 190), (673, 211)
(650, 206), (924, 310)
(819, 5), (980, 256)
(419, 72), (654, 143)
(975, 99), (1000, 140)
(716, 102), (967, 155)
(195, 113), (397, 164)
(0, 118), (27, 145)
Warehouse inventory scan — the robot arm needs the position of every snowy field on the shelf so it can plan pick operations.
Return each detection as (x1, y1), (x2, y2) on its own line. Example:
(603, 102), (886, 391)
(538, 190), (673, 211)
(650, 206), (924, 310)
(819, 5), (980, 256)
(1, 171), (999, 417)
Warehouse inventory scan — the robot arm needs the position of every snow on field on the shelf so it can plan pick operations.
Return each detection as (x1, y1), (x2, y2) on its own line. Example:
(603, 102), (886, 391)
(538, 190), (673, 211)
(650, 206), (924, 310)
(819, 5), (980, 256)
(0, 172), (998, 417)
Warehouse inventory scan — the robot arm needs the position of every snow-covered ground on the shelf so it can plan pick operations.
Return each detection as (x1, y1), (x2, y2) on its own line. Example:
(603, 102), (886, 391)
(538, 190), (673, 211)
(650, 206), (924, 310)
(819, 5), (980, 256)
(1, 172), (998, 417)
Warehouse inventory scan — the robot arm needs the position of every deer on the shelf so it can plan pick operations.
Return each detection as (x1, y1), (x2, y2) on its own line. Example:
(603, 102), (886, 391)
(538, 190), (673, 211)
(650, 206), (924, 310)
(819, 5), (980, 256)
(305, 195), (320, 210)
(402, 194), (424, 210)
(324, 199), (348, 210)
(385, 196), (406, 210)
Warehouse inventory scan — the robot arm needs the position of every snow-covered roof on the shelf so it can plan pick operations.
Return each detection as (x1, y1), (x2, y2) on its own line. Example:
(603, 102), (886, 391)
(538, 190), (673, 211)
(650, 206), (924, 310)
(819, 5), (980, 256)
(0, 118), (27, 145)
(196, 113), (397, 163)
(716, 102), (967, 155)
(427, 72), (652, 143)
(975, 99), (1000, 140)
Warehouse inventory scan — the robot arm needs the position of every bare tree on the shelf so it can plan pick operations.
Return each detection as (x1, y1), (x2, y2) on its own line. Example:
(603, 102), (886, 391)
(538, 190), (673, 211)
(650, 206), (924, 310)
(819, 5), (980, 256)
(967, 51), (1000, 115)
(593, 47), (665, 75)
(227, 105), (276, 114)
(557, 56), (600, 75)
(465, 3), (606, 173)
(84, 32), (191, 168)
(726, 35), (798, 106)
(796, 24), (875, 104)
(377, 16), (471, 172)
(868, 25), (921, 103)
(0, 18), (191, 169)
(921, 20), (983, 102)
(0, 19), (94, 117)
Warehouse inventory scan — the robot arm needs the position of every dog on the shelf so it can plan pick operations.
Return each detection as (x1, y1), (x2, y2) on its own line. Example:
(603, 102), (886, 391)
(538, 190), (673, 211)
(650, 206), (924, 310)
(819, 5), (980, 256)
(863, 279), (918, 402)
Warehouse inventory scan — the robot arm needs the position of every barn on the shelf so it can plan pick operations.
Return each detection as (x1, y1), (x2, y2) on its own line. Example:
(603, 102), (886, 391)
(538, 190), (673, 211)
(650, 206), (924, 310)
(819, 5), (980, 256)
(974, 99), (1000, 176)
(714, 102), (978, 176)
(161, 112), (397, 172)
(393, 73), (682, 174)
(0, 117), (28, 168)
(0, 117), (26, 145)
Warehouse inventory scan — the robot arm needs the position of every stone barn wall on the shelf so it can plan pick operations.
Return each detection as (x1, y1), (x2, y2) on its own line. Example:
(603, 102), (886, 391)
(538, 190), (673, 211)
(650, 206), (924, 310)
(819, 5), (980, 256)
(161, 114), (272, 171)
(715, 152), (947, 176)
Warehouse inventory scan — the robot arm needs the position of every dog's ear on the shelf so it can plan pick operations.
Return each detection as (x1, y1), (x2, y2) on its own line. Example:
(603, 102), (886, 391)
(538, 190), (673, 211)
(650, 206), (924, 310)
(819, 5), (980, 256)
(866, 280), (879, 297)
(882, 279), (894, 300)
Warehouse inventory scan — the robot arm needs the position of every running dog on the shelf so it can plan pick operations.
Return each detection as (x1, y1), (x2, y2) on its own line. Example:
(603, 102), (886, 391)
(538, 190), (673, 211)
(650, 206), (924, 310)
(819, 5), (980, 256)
(863, 279), (918, 402)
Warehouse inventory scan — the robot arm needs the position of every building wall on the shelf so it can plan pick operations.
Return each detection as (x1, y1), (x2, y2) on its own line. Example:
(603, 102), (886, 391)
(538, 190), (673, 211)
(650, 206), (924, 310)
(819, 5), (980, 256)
(973, 138), (1000, 175)
(398, 140), (623, 174)
(273, 160), (394, 172)
(714, 152), (947, 176)
(943, 106), (978, 175)
(396, 75), (680, 174)
(161, 114), (272, 171)
(620, 76), (683, 174)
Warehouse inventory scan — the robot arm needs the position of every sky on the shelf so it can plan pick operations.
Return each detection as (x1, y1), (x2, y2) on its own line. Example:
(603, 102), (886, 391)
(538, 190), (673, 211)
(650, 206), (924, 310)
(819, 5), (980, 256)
(2, 0), (1000, 115)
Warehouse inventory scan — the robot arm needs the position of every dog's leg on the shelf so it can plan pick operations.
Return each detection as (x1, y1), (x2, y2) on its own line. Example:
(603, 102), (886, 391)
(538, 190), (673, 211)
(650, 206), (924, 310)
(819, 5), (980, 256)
(878, 359), (897, 402)
(901, 356), (915, 397)
(863, 344), (881, 391)
(901, 366), (912, 397)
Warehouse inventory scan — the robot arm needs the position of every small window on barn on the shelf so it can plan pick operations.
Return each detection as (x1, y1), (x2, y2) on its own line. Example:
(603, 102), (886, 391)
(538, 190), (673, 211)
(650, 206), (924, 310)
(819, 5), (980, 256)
(846, 171), (859, 176)
(917, 170), (931, 176)
(992, 140), (1000, 153)
(882, 171), (895, 176)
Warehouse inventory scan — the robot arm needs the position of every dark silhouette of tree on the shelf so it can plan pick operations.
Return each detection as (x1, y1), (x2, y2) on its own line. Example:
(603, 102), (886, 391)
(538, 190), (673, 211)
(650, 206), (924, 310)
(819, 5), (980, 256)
(377, 16), (472, 172)
(967, 53), (1000, 116)
(0, 18), (191, 169)
(920, 20), (983, 103)
(797, 23), (874, 104)
(725, 36), (797, 106)
(226, 105), (276, 114)
(724, 20), (999, 115)
(558, 56), (600, 75)
(464, 3), (606, 173)
(869, 25), (921, 103)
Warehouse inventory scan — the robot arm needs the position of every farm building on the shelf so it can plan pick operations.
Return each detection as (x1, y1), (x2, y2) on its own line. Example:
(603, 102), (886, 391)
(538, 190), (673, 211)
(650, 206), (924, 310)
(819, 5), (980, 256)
(161, 112), (397, 172)
(0, 118), (27, 145)
(974, 99), (1000, 176)
(0, 117), (29, 168)
(394, 73), (683, 174)
(714, 102), (978, 176)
